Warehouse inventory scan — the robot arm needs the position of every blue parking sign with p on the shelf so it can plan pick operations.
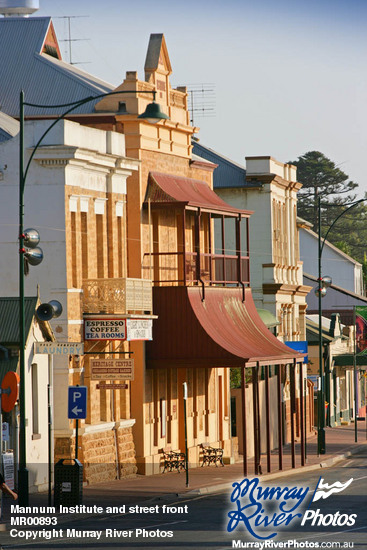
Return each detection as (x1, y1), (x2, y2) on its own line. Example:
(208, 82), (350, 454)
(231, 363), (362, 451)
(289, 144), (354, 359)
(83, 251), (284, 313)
(68, 386), (87, 419)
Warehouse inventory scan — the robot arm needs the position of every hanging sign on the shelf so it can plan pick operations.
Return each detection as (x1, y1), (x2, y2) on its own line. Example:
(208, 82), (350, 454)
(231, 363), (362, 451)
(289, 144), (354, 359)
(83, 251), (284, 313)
(34, 342), (84, 355)
(84, 319), (126, 341)
(356, 306), (367, 355)
(126, 319), (153, 341)
(90, 358), (134, 380)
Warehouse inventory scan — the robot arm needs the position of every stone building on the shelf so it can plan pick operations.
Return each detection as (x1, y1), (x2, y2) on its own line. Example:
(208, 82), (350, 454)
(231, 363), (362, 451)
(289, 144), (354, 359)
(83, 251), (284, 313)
(192, 144), (314, 457)
(0, 10), (305, 481)
(88, 35), (304, 474)
(0, 118), (145, 483)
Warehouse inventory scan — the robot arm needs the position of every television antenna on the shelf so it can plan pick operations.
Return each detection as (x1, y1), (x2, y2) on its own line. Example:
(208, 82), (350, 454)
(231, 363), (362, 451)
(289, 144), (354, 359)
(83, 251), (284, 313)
(184, 84), (216, 126)
(54, 15), (90, 65)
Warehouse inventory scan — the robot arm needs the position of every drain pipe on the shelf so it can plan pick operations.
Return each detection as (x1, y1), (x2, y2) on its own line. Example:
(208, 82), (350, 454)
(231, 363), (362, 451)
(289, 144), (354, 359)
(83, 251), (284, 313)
(236, 214), (246, 302)
(196, 208), (205, 301)
(111, 387), (120, 480)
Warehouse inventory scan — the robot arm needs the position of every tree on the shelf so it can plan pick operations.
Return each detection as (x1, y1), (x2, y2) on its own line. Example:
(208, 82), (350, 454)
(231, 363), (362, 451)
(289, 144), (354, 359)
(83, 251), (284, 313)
(289, 151), (358, 231)
(289, 151), (367, 274)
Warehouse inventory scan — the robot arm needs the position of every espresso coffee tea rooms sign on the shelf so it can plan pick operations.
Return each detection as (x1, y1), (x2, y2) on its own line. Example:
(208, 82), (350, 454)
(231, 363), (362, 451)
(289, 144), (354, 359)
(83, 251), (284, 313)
(84, 318), (153, 341)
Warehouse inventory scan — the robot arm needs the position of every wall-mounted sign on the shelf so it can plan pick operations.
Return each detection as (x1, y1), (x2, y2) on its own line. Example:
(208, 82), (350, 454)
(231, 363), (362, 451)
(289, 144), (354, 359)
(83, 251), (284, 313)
(84, 319), (126, 341)
(2, 452), (14, 489)
(126, 319), (152, 341)
(34, 342), (84, 355)
(2, 422), (9, 442)
(97, 383), (128, 390)
(90, 358), (134, 381)
(284, 341), (308, 363)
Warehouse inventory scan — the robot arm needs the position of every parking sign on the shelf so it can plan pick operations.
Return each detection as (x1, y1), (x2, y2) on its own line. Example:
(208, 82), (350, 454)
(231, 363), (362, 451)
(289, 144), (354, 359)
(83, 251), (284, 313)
(68, 386), (87, 419)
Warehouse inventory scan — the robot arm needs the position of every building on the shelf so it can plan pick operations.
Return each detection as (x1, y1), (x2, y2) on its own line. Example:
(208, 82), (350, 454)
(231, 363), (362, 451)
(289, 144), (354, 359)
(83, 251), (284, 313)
(0, 296), (54, 492)
(306, 313), (356, 426)
(0, 9), (305, 481)
(0, 117), (146, 483)
(299, 221), (364, 297)
(192, 144), (312, 342)
(90, 35), (306, 475)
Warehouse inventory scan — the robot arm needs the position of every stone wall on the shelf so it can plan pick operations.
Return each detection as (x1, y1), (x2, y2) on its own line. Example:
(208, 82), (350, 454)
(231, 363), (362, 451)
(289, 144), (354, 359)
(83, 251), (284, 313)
(54, 426), (137, 485)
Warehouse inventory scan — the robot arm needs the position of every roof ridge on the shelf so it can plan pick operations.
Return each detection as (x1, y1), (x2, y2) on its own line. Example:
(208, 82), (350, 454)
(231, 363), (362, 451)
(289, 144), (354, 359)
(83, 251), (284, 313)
(34, 51), (114, 96)
(194, 141), (246, 171)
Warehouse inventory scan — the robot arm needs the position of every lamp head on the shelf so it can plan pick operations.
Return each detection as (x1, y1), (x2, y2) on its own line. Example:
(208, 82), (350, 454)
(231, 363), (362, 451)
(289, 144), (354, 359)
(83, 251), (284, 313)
(24, 246), (43, 266)
(138, 101), (169, 124)
(23, 228), (40, 248)
(315, 287), (327, 298)
(321, 275), (332, 288)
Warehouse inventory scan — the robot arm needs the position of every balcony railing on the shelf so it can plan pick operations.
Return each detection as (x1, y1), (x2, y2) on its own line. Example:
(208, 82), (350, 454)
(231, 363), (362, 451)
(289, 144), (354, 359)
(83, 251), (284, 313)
(143, 251), (250, 286)
(82, 278), (153, 314)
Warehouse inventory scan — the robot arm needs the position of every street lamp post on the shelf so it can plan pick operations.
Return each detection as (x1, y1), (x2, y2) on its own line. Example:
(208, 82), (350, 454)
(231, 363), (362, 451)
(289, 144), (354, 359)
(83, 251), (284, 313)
(18, 89), (168, 505)
(316, 195), (364, 455)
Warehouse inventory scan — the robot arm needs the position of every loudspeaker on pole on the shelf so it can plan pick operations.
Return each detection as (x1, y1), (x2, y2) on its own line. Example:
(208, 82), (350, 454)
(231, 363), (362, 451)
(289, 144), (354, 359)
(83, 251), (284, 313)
(36, 300), (63, 321)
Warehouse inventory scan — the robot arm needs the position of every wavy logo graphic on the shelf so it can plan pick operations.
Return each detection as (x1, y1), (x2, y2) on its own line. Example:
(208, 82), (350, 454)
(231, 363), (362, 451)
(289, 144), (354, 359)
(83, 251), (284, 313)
(312, 477), (353, 502)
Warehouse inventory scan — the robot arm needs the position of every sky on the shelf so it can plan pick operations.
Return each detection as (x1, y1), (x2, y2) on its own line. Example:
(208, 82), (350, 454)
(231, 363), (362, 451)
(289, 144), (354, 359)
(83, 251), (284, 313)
(36, 0), (367, 193)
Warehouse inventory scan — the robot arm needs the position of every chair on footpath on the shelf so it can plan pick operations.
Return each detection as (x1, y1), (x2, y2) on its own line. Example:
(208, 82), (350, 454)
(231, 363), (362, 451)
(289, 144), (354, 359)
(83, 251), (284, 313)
(200, 443), (224, 467)
(160, 447), (186, 473)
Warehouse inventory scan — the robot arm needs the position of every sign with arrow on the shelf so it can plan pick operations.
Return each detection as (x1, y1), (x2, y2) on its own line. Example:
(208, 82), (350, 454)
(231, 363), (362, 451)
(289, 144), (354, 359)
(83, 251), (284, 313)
(68, 386), (87, 419)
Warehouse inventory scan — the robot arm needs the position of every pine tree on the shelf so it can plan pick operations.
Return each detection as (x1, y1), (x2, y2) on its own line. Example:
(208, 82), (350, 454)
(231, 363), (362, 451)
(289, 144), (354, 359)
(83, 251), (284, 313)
(289, 151), (358, 231)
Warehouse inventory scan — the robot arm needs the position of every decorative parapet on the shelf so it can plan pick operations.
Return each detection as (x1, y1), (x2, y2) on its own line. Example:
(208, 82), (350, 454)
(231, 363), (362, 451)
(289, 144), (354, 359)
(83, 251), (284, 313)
(82, 278), (152, 314)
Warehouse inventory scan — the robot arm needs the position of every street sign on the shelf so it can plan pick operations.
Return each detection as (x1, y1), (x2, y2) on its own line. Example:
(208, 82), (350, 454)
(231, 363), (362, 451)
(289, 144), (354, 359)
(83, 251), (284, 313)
(68, 386), (87, 419)
(1, 371), (20, 412)
(34, 342), (84, 355)
(90, 358), (134, 380)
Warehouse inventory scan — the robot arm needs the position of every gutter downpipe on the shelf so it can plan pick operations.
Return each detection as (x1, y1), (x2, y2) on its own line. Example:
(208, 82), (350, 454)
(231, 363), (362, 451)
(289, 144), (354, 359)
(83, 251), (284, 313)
(236, 214), (246, 302)
(196, 208), (205, 301)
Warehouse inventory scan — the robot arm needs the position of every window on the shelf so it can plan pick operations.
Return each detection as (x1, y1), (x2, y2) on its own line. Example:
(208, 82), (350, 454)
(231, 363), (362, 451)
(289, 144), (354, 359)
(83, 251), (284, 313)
(31, 363), (40, 439)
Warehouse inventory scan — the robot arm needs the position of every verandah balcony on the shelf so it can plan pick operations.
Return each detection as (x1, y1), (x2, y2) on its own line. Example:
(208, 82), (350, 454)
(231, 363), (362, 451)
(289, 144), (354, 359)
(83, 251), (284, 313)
(143, 251), (250, 286)
(82, 278), (153, 314)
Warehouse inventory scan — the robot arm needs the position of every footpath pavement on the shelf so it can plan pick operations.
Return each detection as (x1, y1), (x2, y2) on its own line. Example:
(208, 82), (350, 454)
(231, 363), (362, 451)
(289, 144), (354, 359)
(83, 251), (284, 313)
(2, 421), (367, 523)
(82, 421), (367, 502)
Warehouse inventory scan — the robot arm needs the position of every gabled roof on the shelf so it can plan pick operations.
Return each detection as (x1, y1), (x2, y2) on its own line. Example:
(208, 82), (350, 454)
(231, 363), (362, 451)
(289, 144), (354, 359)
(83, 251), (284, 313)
(304, 273), (367, 304)
(0, 297), (38, 345)
(0, 17), (114, 117)
(306, 316), (334, 344)
(0, 112), (19, 143)
(0, 296), (53, 346)
(300, 226), (362, 267)
(192, 140), (259, 190)
(0, 357), (18, 385)
(144, 34), (172, 75)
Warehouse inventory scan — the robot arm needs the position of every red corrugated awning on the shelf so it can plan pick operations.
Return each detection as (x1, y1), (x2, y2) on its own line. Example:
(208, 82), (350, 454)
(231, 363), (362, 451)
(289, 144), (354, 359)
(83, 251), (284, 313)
(144, 171), (252, 216)
(146, 286), (303, 368)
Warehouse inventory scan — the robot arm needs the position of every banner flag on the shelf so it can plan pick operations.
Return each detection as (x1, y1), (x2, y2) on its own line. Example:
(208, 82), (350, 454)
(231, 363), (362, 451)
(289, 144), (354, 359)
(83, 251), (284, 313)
(356, 306), (367, 355)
